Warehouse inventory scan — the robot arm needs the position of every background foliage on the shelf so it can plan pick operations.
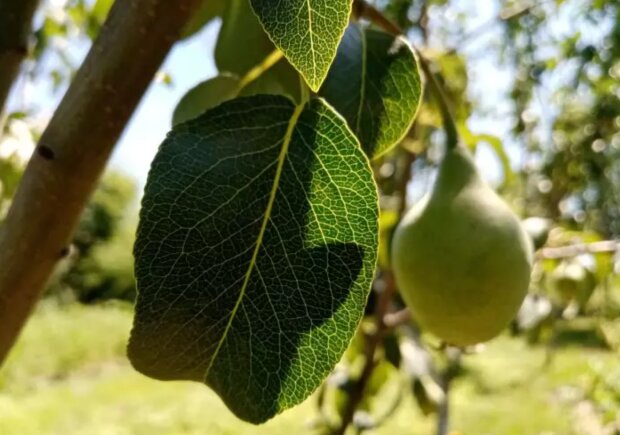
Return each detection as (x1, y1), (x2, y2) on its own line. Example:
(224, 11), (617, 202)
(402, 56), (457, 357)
(1, 0), (620, 433)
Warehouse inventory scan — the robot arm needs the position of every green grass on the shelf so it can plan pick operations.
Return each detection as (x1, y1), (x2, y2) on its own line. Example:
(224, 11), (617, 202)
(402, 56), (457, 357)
(0, 301), (616, 434)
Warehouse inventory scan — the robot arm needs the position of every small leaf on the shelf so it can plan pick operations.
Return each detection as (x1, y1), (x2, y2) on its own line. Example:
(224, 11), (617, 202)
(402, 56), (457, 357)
(249, 0), (352, 91)
(129, 95), (379, 424)
(320, 24), (422, 158)
(91, 0), (113, 23)
(172, 75), (240, 126)
(216, 0), (300, 101)
(172, 71), (301, 127)
(216, 0), (274, 75)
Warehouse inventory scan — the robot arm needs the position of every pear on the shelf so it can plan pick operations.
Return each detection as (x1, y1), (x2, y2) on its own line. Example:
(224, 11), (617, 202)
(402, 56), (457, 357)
(392, 146), (533, 346)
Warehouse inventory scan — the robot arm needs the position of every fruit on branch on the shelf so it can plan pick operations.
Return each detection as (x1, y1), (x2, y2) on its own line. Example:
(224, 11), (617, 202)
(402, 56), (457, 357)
(391, 146), (533, 346)
(547, 259), (597, 309)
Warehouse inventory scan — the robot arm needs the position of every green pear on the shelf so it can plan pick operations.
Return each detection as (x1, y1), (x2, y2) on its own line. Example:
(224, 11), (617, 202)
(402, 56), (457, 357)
(392, 146), (533, 346)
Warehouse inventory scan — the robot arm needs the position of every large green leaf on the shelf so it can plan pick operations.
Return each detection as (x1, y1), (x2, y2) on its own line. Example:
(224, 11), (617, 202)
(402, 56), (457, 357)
(249, 0), (352, 91)
(172, 75), (240, 126)
(320, 24), (423, 159)
(129, 95), (379, 424)
(216, 0), (300, 101)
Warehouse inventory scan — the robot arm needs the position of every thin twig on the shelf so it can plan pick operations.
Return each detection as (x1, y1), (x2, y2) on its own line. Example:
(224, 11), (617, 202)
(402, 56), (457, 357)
(333, 273), (396, 435)
(353, 0), (402, 36)
(537, 240), (620, 260)
(436, 350), (461, 435)
(384, 308), (411, 329)
(455, 4), (534, 50)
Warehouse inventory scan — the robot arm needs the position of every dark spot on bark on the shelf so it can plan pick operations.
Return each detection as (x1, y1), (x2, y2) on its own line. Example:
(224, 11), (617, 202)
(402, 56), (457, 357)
(37, 146), (55, 160)
(59, 246), (70, 258)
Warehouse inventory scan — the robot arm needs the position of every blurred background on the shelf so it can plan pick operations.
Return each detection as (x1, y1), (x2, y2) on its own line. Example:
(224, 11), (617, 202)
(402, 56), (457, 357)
(1, 0), (620, 434)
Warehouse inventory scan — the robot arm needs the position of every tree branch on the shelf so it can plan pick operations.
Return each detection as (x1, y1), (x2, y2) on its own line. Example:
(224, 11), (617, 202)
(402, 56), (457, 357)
(436, 349), (460, 435)
(0, 0), (203, 365)
(537, 240), (620, 260)
(455, 4), (533, 50)
(0, 0), (40, 121)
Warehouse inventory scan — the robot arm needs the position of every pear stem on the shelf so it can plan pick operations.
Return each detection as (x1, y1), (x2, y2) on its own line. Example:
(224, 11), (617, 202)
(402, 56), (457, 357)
(352, 0), (460, 150)
(416, 56), (459, 150)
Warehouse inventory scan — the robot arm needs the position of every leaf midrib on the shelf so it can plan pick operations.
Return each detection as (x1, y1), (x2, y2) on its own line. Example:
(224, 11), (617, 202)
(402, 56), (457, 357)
(306, 0), (317, 87)
(202, 101), (306, 380)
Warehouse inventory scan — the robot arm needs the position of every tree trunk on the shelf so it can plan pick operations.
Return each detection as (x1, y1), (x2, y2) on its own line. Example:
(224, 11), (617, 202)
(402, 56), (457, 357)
(0, 0), (203, 365)
(0, 0), (40, 118)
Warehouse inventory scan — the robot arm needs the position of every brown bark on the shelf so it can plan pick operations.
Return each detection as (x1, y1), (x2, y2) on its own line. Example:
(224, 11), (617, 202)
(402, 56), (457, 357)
(0, 0), (203, 365)
(0, 0), (40, 117)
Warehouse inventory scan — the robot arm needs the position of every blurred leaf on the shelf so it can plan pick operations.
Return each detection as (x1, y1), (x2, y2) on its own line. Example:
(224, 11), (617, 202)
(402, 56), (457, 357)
(547, 259), (597, 309)
(599, 320), (620, 349)
(378, 209), (399, 269)
(172, 75), (240, 126)
(82, 216), (137, 301)
(366, 360), (396, 397)
(516, 294), (553, 331)
(360, 361), (402, 430)
(431, 50), (471, 121)
(249, 0), (351, 91)
(0, 156), (23, 200)
(172, 68), (305, 127)
(413, 378), (439, 416)
(343, 321), (369, 367)
(91, 0), (113, 24)
(593, 252), (614, 282)
(55, 172), (137, 302)
(320, 24), (422, 159)
(129, 95), (378, 424)
(216, 0), (273, 75)
(460, 127), (515, 188)
(522, 217), (552, 250)
(383, 332), (401, 368)
(215, 0), (300, 100)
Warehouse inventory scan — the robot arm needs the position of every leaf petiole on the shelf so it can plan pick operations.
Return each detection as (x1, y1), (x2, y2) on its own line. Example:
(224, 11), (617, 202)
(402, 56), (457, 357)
(236, 49), (285, 92)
